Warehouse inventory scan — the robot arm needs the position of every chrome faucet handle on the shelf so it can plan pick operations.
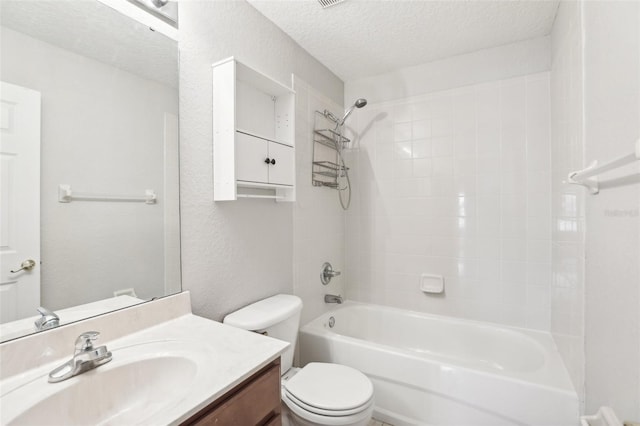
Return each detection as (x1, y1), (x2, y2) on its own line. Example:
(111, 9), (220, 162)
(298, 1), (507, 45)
(75, 331), (100, 352)
(37, 306), (58, 318)
(34, 307), (60, 330)
(321, 262), (341, 285)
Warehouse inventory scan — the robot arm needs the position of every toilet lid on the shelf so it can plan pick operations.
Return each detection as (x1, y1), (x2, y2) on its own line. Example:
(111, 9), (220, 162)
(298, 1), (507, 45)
(283, 363), (374, 412)
(283, 389), (373, 417)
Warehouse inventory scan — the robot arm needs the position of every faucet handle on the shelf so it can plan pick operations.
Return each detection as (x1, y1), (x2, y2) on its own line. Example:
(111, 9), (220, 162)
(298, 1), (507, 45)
(75, 331), (100, 351)
(34, 306), (60, 330)
(321, 262), (341, 285)
(37, 306), (59, 318)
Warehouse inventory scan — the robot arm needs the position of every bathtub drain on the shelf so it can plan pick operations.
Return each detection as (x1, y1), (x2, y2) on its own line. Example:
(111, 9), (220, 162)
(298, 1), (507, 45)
(328, 316), (335, 328)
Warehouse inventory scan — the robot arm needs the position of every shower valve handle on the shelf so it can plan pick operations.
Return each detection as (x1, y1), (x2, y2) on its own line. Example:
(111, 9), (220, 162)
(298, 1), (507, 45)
(321, 262), (341, 285)
(264, 157), (271, 164)
(270, 159), (276, 165)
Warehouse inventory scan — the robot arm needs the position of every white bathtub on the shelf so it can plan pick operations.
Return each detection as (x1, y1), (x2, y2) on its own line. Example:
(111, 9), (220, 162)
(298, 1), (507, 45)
(299, 302), (578, 426)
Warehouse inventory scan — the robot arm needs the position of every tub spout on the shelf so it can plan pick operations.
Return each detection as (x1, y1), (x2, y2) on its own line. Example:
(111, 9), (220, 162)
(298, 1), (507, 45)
(324, 294), (343, 304)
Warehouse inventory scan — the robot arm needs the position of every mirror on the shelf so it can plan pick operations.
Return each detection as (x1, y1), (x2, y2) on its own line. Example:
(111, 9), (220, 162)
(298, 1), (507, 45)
(0, 0), (180, 342)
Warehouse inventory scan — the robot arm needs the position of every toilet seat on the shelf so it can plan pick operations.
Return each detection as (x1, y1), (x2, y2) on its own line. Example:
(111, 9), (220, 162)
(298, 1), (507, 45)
(282, 363), (374, 419)
(283, 389), (373, 417)
(282, 391), (374, 426)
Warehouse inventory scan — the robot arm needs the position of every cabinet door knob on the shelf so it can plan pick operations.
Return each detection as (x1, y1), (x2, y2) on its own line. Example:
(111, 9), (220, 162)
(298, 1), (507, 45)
(264, 158), (271, 164)
(270, 159), (276, 165)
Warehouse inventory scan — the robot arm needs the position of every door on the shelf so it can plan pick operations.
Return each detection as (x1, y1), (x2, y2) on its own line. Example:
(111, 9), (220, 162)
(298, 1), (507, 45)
(267, 142), (294, 186)
(0, 81), (41, 322)
(236, 131), (269, 184)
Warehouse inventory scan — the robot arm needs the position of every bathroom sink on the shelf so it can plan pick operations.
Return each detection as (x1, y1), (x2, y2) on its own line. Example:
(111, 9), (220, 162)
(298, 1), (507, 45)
(0, 303), (290, 426)
(1, 340), (205, 425)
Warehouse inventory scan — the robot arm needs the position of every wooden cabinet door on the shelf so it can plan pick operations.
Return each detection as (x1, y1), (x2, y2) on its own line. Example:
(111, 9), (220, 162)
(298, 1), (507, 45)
(183, 361), (281, 426)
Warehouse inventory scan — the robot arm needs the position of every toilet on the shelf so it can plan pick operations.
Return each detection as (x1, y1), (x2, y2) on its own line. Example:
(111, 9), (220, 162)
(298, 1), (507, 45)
(223, 294), (374, 426)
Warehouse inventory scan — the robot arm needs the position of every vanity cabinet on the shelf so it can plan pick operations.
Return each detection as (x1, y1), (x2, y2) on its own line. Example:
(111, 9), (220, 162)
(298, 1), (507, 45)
(182, 358), (282, 426)
(213, 57), (295, 201)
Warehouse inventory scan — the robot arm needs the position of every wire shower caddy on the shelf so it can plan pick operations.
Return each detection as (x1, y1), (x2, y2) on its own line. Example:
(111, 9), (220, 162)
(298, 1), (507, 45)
(312, 110), (350, 189)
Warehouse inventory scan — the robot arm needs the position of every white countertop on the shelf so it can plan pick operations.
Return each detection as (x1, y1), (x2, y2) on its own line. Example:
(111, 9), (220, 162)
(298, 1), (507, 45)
(0, 292), (289, 425)
(144, 314), (289, 424)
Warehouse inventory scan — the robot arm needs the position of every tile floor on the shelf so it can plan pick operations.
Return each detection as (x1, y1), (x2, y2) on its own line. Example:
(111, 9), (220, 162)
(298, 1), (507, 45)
(369, 420), (393, 426)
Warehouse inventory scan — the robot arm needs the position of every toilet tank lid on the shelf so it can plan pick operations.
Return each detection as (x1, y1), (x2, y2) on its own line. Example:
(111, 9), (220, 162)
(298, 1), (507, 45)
(223, 294), (302, 330)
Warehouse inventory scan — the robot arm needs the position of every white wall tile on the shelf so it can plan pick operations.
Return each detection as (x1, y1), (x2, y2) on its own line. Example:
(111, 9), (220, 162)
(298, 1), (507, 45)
(550, 0), (586, 408)
(394, 122), (412, 142)
(346, 72), (552, 331)
(412, 139), (432, 159)
(412, 120), (431, 140)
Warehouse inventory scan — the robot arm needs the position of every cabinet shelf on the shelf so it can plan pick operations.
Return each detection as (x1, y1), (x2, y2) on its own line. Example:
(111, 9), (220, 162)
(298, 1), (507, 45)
(237, 128), (292, 148)
(236, 194), (285, 200)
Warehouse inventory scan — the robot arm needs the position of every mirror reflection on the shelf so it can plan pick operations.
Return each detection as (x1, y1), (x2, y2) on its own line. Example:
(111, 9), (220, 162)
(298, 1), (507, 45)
(0, 0), (180, 342)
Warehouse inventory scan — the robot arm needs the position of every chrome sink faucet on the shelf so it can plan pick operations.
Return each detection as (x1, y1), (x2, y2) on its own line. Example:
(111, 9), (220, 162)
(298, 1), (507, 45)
(324, 294), (343, 304)
(48, 331), (112, 383)
(34, 307), (59, 331)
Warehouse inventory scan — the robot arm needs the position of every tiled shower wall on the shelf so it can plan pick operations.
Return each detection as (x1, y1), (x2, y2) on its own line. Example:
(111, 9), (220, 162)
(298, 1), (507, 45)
(550, 0), (585, 406)
(345, 73), (552, 330)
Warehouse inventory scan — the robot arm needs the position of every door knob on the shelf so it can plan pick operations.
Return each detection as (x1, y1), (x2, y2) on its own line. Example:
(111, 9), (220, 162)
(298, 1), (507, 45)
(10, 259), (36, 273)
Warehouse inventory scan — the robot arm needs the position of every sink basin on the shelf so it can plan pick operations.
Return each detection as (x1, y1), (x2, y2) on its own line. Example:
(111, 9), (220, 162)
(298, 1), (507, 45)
(1, 340), (204, 425)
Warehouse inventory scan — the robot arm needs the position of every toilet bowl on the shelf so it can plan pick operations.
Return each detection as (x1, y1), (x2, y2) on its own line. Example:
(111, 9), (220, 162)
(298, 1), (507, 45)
(281, 364), (374, 426)
(223, 294), (374, 426)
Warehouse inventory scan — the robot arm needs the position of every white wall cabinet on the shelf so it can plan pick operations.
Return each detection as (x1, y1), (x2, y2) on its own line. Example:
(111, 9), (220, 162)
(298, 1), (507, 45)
(213, 57), (295, 201)
(235, 132), (294, 186)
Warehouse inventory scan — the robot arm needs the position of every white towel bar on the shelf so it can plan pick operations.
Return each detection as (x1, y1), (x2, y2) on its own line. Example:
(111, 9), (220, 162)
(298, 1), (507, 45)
(567, 139), (640, 194)
(58, 184), (157, 204)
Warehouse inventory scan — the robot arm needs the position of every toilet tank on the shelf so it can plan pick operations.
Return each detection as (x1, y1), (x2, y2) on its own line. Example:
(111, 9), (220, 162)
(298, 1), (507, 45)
(223, 294), (302, 373)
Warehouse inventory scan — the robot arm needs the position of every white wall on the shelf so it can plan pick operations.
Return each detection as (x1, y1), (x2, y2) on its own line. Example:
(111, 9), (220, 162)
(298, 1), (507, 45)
(178, 0), (343, 321)
(550, 1), (640, 418)
(344, 71), (552, 329)
(345, 36), (550, 105)
(0, 26), (178, 309)
(293, 76), (345, 325)
(582, 1), (640, 419)
(550, 0), (586, 409)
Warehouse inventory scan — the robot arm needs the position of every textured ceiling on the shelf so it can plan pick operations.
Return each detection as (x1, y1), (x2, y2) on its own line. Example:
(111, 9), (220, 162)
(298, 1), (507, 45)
(246, 0), (559, 81)
(0, 0), (177, 88)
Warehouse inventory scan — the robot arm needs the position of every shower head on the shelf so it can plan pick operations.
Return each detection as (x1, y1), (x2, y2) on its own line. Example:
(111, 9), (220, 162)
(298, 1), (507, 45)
(339, 98), (368, 126)
(354, 98), (368, 108)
